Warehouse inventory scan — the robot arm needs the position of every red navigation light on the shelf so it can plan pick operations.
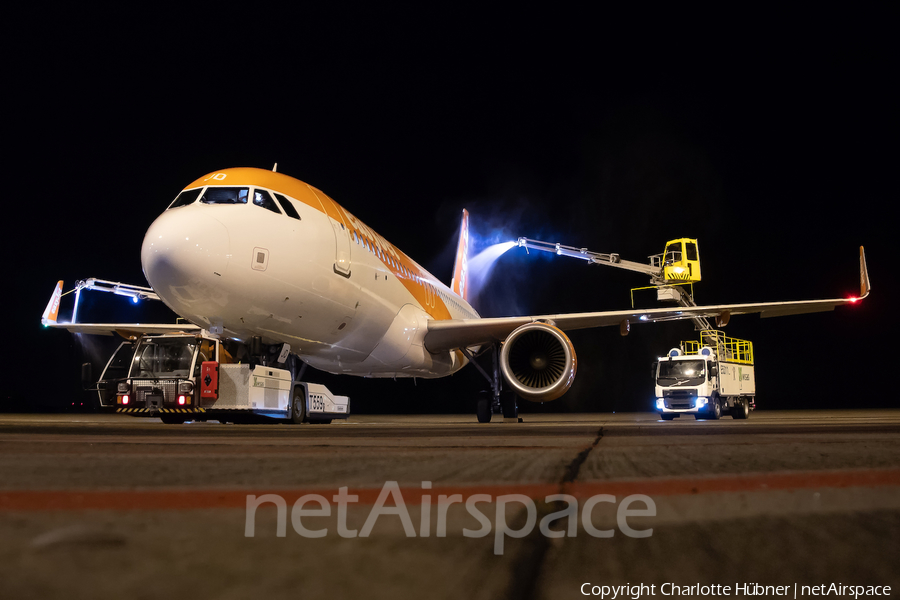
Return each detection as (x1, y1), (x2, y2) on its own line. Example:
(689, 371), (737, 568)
(122, 395), (130, 405)
(178, 395), (186, 405)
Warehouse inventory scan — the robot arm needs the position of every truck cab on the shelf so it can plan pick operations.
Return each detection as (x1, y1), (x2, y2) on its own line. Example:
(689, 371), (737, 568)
(654, 331), (755, 420)
(110, 333), (227, 417)
(654, 350), (720, 419)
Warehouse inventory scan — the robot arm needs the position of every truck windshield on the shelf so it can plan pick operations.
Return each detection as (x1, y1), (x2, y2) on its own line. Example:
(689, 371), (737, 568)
(102, 342), (135, 381)
(657, 359), (706, 386)
(130, 338), (197, 378)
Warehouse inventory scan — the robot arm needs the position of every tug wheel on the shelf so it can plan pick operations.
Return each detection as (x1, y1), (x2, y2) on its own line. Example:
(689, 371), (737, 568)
(290, 387), (307, 424)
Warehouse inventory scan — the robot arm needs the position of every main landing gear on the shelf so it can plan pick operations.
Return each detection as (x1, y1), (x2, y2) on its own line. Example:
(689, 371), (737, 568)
(461, 345), (519, 423)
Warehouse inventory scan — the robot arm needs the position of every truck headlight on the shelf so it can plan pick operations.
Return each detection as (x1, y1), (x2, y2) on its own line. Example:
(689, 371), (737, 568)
(695, 397), (708, 407)
(656, 399), (665, 410)
(179, 381), (194, 394)
(117, 382), (130, 393)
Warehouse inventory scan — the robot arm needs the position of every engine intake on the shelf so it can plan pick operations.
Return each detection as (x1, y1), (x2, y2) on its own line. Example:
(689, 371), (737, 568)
(500, 322), (577, 402)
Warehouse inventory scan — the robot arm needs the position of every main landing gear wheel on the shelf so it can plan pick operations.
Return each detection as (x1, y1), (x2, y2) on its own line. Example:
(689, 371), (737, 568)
(476, 396), (492, 423)
(732, 397), (750, 419)
(463, 344), (506, 424)
(500, 392), (518, 419)
(290, 387), (306, 424)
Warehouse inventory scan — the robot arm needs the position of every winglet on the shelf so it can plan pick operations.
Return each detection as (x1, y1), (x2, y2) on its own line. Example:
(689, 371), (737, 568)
(41, 280), (63, 325)
(450, 209), (470, 301)
(860, 246), (870, 299)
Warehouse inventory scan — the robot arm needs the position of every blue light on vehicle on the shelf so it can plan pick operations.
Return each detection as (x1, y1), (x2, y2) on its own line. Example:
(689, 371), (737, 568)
(656, 399), (665, 410)
(695, 397), (708, 407)
(132, 296), (139, 304)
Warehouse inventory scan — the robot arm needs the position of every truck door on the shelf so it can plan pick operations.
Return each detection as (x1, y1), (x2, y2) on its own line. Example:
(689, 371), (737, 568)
(193, 339), (218, 377)
(683, 240), (701, 281)
(97, 341), (134, 407)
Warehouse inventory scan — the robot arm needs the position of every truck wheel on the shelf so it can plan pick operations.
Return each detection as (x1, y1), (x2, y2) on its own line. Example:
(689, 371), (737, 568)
(159, 414), (186, 425)
(476, 397), (491, 423)
(732, 397), (750, 419)
(290, 387), (306, 424)
(660, 413), (676, 420)
(708, 397), (721, 420)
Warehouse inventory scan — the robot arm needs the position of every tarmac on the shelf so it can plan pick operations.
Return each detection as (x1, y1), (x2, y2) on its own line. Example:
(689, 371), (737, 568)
(0, 410), (898, 600)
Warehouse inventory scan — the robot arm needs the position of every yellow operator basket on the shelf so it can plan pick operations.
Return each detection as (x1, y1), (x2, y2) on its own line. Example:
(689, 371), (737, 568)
(659, 238), (701, 283)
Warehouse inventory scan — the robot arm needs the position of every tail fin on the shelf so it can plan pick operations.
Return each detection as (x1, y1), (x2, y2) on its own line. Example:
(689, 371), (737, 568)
(42, 280), (63, 325)
(450, 209), (470, 301)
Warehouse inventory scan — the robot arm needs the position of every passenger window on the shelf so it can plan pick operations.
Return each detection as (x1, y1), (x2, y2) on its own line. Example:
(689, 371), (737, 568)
(273, 193), (302, 220)
(200, 187), (249, 205)
(253, 189), (282, 214)
(168, 188), (202, 209)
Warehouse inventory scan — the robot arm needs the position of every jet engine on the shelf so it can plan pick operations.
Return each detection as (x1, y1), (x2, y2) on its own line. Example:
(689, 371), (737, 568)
(499, 322), (577, 402)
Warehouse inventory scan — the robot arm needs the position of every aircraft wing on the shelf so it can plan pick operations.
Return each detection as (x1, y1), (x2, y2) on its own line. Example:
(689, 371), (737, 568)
(44, 322), (201, 337)
(41, 279), (200, 338)
(424, 246), (870, 353)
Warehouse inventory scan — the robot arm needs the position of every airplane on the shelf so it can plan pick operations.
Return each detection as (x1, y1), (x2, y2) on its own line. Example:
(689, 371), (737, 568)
(42, 166), (870, 422)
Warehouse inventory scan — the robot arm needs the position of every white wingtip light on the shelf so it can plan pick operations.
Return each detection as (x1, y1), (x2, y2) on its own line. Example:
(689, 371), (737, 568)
(41, 280), (63, 326)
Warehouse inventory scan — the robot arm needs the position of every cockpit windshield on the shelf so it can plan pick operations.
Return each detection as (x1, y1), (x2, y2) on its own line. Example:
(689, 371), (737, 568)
(253, 189), (282, 214)
(657, 359), (707, 386)
(200, 187), (249, 205)
(129, 337), (197, 378)
(168, 188), (202, 209)
(274, 193), (302, 220)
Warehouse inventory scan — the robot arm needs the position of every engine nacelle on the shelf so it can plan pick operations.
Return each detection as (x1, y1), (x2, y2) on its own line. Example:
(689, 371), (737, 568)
(500, 322), (577, 402)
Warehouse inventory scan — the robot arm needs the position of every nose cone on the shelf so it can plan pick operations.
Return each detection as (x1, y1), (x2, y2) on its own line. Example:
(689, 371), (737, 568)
(141, 208), (230, 315)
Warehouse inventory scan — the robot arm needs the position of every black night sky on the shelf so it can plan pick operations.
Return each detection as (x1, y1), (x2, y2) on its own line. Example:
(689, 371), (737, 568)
(4, 8), (895, 413)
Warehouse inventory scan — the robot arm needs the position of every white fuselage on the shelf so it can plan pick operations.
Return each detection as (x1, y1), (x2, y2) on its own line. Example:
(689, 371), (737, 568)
(140, 173), (477, 378)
